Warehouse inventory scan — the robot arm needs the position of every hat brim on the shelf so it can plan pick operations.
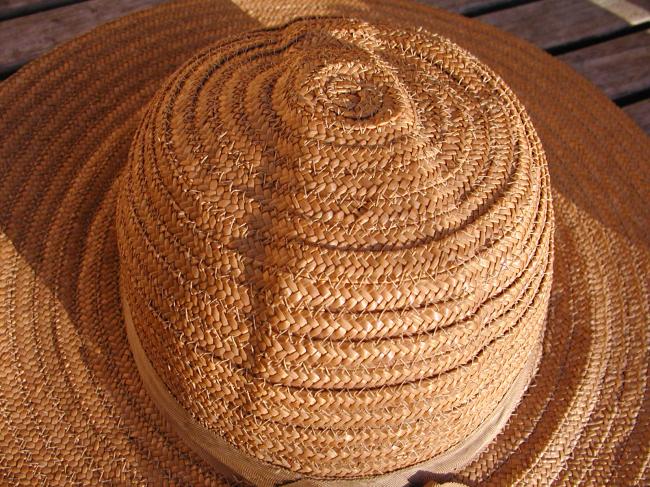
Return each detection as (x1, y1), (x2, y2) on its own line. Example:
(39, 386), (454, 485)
(0, 0), (648, 485)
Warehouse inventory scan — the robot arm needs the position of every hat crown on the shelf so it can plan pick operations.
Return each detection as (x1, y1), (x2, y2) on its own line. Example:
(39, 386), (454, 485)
(116, 17), (553, 478)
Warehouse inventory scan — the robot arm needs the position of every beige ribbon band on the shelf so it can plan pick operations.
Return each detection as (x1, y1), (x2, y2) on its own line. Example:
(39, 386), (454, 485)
(122, 287), (540, 487)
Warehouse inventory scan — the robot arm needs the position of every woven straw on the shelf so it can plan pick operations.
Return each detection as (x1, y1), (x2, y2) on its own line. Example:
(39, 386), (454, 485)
(0, 0), (648, 485)
(115, 17), (552, 477)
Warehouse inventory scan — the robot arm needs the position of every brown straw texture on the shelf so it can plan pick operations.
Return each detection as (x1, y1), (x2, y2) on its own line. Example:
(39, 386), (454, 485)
(115, 17), (553, 478)
(0, 0), (648, 485)
(123, 287), (542, 486)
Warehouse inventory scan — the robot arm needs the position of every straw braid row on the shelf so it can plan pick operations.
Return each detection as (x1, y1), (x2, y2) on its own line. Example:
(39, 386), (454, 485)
(116, 18), (554, 477)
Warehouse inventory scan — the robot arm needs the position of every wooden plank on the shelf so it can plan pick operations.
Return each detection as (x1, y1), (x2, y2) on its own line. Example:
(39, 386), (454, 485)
(630, 0), (650, 11)
(0, 1), (84, 20)
(592, 0), (650, 25)
(0, 0), (533, 76)
(478, 0), (632, 50)
(418, 0), (535, 15)
(623, 98), (650, 133)
(559, 30), (650, 100)
(0, 0), (166, 74)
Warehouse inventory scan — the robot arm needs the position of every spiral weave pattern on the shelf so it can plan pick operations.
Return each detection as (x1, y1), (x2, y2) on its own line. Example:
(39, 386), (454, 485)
(116, 17), (553, 477)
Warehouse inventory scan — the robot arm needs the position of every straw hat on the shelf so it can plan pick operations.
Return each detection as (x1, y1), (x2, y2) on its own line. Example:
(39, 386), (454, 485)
(0, 1), (647, 485)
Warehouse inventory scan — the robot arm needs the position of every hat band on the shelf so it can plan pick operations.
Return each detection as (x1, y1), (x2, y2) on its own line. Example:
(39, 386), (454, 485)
(121, 285), (540, 486)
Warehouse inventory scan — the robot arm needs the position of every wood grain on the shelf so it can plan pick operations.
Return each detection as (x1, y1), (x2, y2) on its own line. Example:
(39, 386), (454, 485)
(0, 0), (167, 74)
(417, 0), (524, 15)
(623, 98), (650, 132)
(0, 0), (83, 20)
(478, 0), (630, 50)
(0, 0), (516, 75)
(560, 30), (650, 100)
(629, 0), (650, 11)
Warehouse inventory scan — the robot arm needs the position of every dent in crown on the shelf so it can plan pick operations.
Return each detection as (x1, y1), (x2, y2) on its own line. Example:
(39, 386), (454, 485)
(116, 17), (553, 477)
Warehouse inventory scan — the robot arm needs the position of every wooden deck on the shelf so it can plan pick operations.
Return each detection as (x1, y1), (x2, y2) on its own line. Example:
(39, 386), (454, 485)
(0, 0), (649, 133)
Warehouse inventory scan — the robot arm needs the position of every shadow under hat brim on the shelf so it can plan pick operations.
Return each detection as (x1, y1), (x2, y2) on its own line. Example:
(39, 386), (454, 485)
(0, 0), (648, 485)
